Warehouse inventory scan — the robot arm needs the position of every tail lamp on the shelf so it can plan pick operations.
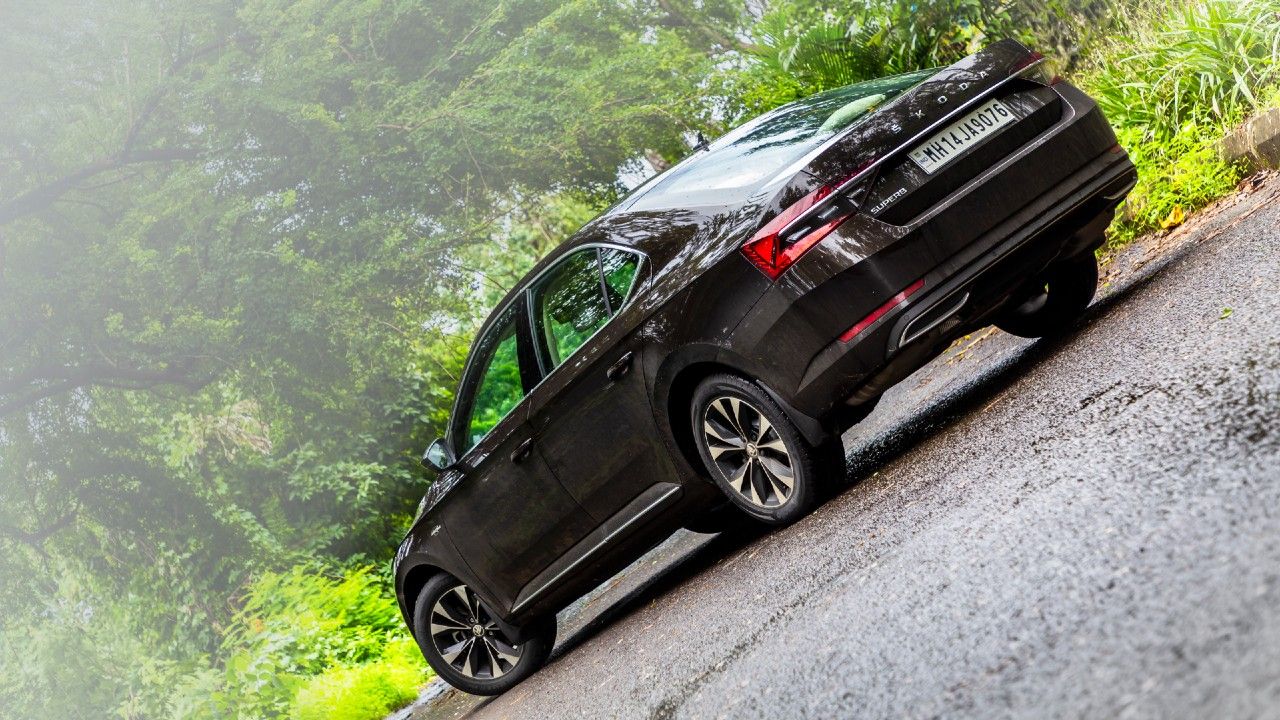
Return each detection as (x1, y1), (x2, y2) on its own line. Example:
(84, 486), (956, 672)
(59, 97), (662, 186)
(740, 184), (854, 280)
(741, 163), (874, 280)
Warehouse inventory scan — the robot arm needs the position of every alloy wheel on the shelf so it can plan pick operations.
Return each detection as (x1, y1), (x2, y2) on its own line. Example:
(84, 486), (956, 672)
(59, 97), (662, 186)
(429, 584), (522, 680)
(702, 395), (795, 508)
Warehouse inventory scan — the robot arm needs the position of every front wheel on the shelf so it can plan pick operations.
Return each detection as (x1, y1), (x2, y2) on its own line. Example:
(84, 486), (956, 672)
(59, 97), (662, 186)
(690, 374), (842, 526)
(412, 574), (555, 696)
(995, 252), (1099, 339)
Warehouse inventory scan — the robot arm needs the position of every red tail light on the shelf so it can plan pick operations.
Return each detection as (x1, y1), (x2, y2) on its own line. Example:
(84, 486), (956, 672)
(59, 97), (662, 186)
(839, 279), (925, 343)
(741, 184), (856, 280)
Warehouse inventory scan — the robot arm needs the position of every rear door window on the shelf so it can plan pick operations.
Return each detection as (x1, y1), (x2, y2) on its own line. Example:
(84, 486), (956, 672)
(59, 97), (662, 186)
(532, 247), (641, 370)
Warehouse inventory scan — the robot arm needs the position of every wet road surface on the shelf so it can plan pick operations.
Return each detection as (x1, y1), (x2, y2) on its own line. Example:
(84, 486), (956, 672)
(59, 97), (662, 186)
(404, 175), (1280, 720)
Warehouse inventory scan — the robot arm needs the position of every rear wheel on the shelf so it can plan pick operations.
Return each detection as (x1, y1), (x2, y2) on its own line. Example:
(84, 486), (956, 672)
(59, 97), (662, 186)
(690, 374), (842, 526)
(412, 574), (555, 696)
(995, 252), (1099, 339)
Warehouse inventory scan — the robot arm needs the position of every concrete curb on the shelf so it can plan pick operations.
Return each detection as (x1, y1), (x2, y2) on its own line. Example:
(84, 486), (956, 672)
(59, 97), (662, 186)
(1220, 107), (1280, 169)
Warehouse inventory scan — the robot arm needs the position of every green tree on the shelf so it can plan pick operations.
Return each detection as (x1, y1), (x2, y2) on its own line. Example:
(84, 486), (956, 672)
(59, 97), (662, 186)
(0, 0), (745, 716)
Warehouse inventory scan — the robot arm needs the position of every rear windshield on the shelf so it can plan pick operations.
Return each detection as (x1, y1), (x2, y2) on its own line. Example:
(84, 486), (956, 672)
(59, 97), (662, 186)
(626, 68), (936, 209)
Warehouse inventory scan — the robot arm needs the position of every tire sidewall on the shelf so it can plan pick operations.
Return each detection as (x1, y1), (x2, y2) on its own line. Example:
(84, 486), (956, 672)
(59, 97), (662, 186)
(412, 574), (555, 696)
(997, 252), (1099, 338)
(689, 374), (819, 526)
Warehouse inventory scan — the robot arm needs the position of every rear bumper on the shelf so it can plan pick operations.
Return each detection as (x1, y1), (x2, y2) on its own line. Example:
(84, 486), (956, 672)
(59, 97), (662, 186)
(728, 82), (1136, 421)
(834, 152), (1136, 408)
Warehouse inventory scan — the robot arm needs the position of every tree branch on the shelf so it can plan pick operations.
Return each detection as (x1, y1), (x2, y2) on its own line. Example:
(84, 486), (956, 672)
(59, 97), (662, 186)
(0, 505), (80, 555)
(0, 361), (203, 417)
(0, 146), (201, 226)
(0, 36), (230, 227)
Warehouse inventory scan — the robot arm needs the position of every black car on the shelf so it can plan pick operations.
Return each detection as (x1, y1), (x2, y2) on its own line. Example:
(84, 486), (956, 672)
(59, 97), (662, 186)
(394, 39), (1136, 695)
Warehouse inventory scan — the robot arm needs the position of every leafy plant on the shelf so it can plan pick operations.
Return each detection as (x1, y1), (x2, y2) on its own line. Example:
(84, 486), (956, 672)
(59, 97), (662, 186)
(1085, 0), (1280, 140)
(1106, 122), (1245, 245)
(154, 564), (428, 720)
(1074, 0), (1279, 243)
(290, 638), (424, 720)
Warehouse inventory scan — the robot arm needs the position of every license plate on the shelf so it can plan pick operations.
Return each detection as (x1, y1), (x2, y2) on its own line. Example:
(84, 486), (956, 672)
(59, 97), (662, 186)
(909, 99), (1016, 175)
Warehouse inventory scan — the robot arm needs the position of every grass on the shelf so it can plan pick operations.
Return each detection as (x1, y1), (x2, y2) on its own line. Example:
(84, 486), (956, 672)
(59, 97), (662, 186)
(1075, 0), (1280, 245)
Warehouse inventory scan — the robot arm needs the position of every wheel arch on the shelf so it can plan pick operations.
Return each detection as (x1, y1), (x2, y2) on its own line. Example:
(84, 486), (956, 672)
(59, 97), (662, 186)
(663, 359), (738, 480)
(655, 348), (832, 469)
(399, 561), (448, 639)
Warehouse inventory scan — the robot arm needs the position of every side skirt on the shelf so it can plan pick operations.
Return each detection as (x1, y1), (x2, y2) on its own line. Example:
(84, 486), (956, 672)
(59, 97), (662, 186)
(510, 482), (683, 617)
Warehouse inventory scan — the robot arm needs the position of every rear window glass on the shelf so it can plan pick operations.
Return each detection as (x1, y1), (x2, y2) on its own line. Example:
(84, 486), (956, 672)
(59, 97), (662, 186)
(630, 69), (935, 206)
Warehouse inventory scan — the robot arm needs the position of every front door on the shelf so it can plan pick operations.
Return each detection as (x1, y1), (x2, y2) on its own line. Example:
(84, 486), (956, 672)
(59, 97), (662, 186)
(441, 298), (595, 609)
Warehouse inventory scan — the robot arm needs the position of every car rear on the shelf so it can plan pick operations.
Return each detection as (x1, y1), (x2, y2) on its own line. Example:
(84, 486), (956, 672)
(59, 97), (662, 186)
(728, 39), (1137, 422)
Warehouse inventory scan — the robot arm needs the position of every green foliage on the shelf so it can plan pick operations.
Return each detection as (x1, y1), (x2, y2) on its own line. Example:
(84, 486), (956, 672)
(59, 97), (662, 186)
(1106, 122), (1246, 245)
(160, 564), (428, 720)
(1075, 0), (1280, 243)
(290, 639), (424, 720)
(1084, 0), (1280, 140)
(0, 0), (715, 714)
(719, 0), (1098, 118)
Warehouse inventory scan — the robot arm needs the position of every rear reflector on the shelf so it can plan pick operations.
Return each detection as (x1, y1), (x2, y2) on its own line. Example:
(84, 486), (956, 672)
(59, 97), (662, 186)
(839, 279), (925, 343)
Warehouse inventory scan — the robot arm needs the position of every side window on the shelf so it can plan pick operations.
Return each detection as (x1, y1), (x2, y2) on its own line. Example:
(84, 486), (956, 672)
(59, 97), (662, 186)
(601, 248), (640, 310)
(532, 247), (641, 369)
(462, 308), (524, 451)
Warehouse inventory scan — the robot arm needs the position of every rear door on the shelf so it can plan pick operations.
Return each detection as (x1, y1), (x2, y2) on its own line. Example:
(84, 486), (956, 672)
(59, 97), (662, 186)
(441, 297), (596, 608)
(524, 246), (679, 523)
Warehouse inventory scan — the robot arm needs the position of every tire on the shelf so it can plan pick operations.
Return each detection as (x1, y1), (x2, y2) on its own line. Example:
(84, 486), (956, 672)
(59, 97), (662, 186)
(690, 373), (842, 526)
(412, 574), (555, 696)
(995, 252), (1099, 339)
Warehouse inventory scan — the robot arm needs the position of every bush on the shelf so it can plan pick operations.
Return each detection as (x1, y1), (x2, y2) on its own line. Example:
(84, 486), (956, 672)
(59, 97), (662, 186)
(1106, 122), (1246, 245)
(1084, 0), (1280, 140)
(1076, 0), (1280, 243)
(164, 564), (429, 720)
(290, 638), (424, 720)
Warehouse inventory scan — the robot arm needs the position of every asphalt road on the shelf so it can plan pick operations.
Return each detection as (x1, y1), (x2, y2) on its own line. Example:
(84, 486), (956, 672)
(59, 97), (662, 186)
(404, 173), (1280, 720)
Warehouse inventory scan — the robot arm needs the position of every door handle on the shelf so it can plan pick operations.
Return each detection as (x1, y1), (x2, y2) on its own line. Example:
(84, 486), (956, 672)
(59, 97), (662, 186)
(606, 352), (634, 382)
(510, 438), (534, 464)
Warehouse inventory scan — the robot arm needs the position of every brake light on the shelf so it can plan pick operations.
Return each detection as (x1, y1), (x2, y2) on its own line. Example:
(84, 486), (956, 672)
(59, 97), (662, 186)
(839, 279), (925, 342)
(741, 185), (848, 280)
